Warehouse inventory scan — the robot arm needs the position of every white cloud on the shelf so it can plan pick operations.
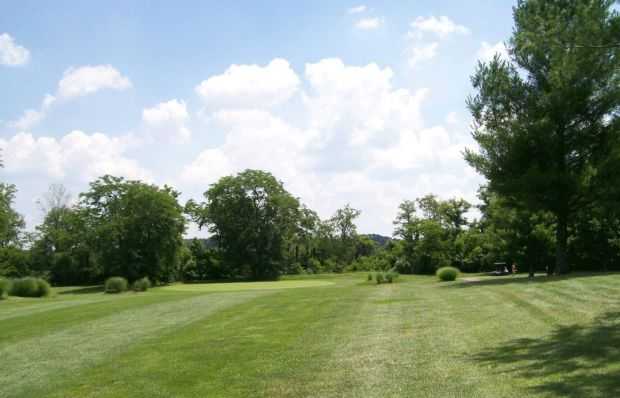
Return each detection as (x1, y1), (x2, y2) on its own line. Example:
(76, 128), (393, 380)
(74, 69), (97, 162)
(57, 65), (132, 99)
(355, 17), (383, 30)
(445, 111), (459, 125)
(477, 41), (509, 62)
(348, 5), (367, 14)
(407, 42), (439, 67)
(303, 58), (427, 147)
(142, 99), (191, 142)
(180, 58), (481, 234)
(0, 131), (150, 182)
(9, 94), (56, 130)
(405, 16), (469, 68)
(181, 109), (316, 189)
(4, 56), (481, 236)
(8, 65), (130, 130)
(0, 33), (30, 66)
(195, 58), (300, 109)
(409, 16), (469, 39)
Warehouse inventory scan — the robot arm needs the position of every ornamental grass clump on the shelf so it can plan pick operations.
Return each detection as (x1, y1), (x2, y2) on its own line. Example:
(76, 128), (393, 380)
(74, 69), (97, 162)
(0, 278), (11, 299)
(371, 270), (399, 284)
(132, 277), (151, 292)
(105, 277), (128, 294)
(437, 266), (459, 282)
(10, 277), (51, 297)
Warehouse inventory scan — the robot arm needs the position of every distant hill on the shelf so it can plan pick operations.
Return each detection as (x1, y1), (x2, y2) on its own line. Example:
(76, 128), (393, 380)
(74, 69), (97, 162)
(363, 234), (391, 247)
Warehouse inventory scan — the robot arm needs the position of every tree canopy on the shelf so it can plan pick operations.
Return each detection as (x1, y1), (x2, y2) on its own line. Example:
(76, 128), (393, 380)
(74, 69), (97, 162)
(466, 0), (620, 273)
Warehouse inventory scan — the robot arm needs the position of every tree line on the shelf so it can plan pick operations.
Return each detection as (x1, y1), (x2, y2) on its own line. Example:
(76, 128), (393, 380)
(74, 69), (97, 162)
(1, 166), (620, 286)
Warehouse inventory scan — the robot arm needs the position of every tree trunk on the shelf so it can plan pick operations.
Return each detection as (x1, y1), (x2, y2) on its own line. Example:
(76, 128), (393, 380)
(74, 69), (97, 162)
(554, 213), (569, 275)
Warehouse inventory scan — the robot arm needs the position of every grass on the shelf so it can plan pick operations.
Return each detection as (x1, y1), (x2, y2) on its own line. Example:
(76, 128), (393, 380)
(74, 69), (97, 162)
(161, 279), (333, 292)
(1, 273), (619, 397)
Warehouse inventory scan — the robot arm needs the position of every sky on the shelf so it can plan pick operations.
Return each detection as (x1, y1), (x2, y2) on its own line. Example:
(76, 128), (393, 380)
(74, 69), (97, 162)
(0, 1), (516, 237)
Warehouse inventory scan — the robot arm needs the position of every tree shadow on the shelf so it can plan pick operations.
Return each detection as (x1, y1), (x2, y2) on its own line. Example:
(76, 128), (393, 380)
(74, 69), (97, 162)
(57, 285), (104, 295)
(471, 310), (620, 397)
(445, 272), (618, 289)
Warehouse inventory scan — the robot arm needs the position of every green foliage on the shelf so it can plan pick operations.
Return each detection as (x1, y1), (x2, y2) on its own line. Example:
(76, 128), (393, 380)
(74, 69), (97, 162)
(436, 266), (459, 282)
(347, 253), (390, 272)
(0, 277), (11, 299)
(10, 277), (51, 297)
(31, 203), (101, 285)
(80, 176), (186, 283)
(0, 246), (32, 278)
(105, 277), (128, 294)
(187, 170), (300, 280)
(132, 277), (151, 292)
(465, 0), (620, 274)
(393, 195), (470, 275)
(180, 239), (223, 281)
(0, 183), (25, 248)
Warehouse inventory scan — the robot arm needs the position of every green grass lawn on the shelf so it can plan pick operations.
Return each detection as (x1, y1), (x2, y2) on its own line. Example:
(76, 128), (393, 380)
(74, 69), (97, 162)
(1, 273), (619, 398)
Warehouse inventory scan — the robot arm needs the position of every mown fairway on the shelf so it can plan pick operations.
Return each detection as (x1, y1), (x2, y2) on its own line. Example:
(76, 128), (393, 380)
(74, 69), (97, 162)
(2, 273), (619, 398)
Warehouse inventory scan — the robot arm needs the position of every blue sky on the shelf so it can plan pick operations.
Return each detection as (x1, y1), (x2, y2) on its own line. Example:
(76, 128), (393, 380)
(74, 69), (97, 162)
(1, 1), (515, 236)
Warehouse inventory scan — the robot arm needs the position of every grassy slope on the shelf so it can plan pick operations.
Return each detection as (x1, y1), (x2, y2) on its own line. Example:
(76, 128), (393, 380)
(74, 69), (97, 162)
(1, 273), (619, 398)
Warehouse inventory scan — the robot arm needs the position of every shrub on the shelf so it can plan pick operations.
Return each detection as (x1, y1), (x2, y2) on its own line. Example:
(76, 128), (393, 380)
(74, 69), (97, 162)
(437, 266), (459, 282)
(10, 277), (51, 297)
(132, 277), (151, 292)
(367, 273), (373, 281)
(105, 277), (128, 293)
(375, 272), (385, 284)
(0, 278), (11, 299)
(385, 270), (399, 283)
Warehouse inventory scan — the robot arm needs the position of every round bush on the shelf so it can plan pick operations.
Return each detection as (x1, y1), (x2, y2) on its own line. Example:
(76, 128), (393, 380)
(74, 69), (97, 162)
(0, 278), (11, 299)
(10, 277), (51, 297)
(132, 277), (151, 292)
(105, 277), (128, 294)
(437, 266), (459, 282)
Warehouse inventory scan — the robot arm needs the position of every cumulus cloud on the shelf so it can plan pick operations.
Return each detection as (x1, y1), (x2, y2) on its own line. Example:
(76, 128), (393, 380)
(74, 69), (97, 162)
(8, 94), (56, 130)
(142, 99), (191, 142)
(406, 16), (469, 68)
(181, 58), (479, 234)
(0, 131), (150, 182)
(409, 16), (470, 39)
(407, 42), (439, 67)
(0, 33), (30, 66)
(348, 5), (367, 14)
(303, 58), (427, 147)
(355, 17), (383, 30)
(477, 41), (509, 62)
(195, 58), (300, 109)
(8, 65), (131, 130)
(181, 109), (317, 189)
(57, 65), (131, 99)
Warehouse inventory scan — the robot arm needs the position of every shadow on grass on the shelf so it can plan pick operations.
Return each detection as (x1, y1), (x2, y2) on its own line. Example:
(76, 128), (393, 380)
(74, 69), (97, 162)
(445, 272), (618, 289)
(57, 286), (104, 295)
(472, 310), (620, 397)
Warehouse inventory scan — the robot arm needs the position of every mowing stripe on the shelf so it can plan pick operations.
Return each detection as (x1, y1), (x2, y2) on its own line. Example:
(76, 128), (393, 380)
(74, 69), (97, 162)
(161, 280), (334, 292)
(0, 290), (271, 398)
(0, 292), (201, 348)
